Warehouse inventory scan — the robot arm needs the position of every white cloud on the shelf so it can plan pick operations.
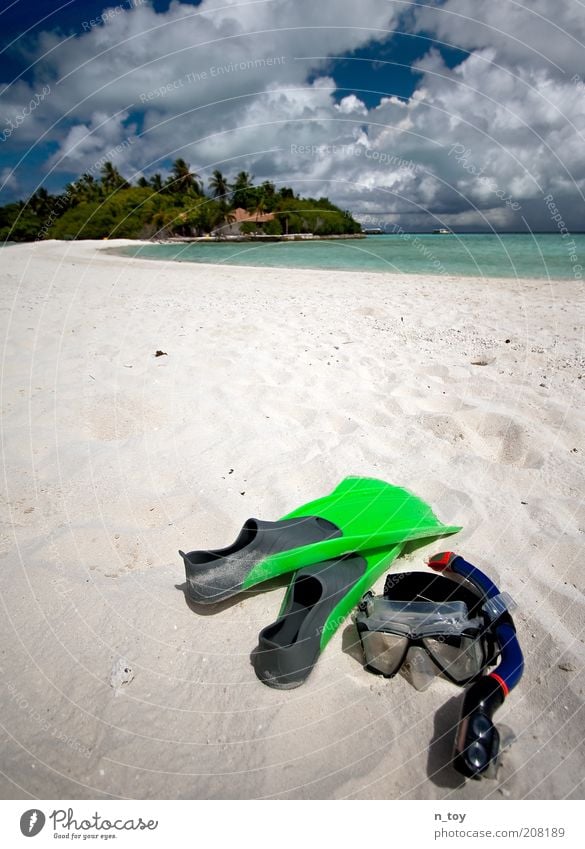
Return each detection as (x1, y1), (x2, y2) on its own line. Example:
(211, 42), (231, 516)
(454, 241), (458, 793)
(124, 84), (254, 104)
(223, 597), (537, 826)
(414, 0), (585, 77)
(47, 110), (136, 167)
(335, 94), (368, 115)
(2, 0), (584, 228)
(15, 0), (401, 179)
(0, 167), (19, 191)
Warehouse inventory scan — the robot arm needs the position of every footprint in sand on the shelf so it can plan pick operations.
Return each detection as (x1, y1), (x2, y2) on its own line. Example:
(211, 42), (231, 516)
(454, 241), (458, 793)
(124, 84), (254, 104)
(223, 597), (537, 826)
(418, 413), (467, 446)
(420, 409), (544, 469)
(463, 411), (544, 469)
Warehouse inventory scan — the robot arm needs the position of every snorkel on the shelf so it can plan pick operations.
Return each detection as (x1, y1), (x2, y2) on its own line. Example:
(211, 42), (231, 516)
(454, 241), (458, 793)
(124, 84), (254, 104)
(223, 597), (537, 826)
(428, 552), (524, 779)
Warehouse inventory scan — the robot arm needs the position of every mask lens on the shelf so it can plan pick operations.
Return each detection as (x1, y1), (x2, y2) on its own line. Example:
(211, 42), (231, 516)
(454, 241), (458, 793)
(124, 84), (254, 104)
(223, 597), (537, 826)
(402, 646), (440, 691)
(423, 635), (484, 682)
(360, 631), (408, 676)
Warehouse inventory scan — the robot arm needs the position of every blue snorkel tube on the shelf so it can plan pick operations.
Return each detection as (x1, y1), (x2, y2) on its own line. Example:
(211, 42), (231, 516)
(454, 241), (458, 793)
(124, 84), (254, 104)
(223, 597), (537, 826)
(428, 552), (524, 779)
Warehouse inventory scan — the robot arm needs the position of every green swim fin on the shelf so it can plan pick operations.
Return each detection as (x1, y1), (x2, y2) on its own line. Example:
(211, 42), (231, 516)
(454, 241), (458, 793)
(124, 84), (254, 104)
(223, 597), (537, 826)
(180, 477), (460, 604)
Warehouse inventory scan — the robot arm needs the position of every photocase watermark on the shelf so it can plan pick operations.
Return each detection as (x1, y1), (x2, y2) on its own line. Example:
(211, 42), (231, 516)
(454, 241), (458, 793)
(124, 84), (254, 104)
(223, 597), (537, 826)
(18, 807), (158, 838)
(543, 192), (583, 280)
(0, 84), (51, 143)
(7, 682), (92, 759)
(20, 809), (46, 837)
(291, 143), (419, 173)
(139, 55), (287, 102)
(448, 143), (521, 212)
(51, 808), (158, 834)
(571, 73), (585, 94)
(81, 0), (146, 32)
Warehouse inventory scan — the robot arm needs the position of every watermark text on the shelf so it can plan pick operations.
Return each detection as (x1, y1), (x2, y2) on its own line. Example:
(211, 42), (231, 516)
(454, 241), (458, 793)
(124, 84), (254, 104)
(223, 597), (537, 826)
(81, 0), (146, 32)
(139, 56), (287, 102)
(1, 85), (51, 143)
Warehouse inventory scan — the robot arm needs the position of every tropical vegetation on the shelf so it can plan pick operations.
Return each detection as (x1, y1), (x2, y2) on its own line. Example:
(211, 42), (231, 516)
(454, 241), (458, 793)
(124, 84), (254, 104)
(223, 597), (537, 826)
(0, 160), (361, 242)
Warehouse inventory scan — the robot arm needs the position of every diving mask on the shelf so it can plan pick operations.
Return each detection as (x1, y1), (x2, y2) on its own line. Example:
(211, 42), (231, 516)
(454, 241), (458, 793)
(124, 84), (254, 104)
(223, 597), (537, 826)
(355, 571), (495, 690)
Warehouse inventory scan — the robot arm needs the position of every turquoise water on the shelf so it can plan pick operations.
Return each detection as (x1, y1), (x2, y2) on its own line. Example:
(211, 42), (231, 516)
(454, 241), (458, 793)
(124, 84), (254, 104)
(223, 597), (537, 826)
(112, 233), (585, 279)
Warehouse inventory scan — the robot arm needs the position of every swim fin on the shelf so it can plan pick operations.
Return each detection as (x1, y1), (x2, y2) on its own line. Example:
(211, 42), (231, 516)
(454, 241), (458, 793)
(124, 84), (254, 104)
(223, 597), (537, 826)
(180, 477), (460, 604)
(253, 546), (402, 688)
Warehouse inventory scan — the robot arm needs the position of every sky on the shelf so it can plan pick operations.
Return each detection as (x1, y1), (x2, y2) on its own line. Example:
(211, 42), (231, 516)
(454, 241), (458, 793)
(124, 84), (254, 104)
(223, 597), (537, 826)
(1, 0), (584, 231)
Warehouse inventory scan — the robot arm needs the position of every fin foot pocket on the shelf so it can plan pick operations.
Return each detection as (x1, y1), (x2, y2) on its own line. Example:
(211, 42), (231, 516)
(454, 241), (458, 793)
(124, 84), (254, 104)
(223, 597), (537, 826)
(253, 555), (367, 688)
(181, 515), (340, 604)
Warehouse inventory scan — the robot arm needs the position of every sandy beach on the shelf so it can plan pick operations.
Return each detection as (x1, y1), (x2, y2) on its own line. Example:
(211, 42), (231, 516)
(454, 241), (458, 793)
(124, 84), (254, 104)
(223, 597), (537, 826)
(1, 238), (584, 800)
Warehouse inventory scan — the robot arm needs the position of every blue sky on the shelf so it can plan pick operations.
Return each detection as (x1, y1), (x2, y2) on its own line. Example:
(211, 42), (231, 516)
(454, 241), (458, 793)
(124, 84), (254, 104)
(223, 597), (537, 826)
(1, 1), (583, 231)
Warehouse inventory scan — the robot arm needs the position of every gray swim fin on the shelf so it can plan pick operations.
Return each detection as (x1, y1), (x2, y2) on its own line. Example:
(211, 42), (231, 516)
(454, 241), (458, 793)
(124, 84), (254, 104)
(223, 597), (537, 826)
(180, 477), (460, 604)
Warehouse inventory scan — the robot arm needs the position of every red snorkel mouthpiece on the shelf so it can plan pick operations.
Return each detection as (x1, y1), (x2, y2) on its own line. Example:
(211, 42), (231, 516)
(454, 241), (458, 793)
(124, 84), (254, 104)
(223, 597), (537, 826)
(427, 551), (458, 571)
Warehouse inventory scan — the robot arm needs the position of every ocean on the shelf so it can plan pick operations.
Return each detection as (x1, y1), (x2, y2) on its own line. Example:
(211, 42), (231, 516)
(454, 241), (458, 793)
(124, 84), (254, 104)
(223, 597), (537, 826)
(111, 233), (585, 280)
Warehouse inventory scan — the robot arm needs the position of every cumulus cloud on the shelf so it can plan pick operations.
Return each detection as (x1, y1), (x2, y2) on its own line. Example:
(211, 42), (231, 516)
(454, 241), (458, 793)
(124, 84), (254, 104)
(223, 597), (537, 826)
(335, 95), (368, 115)
(46, 110), (138, 168)
(2, 0), (584, 229)
(413, 0), (585, 77)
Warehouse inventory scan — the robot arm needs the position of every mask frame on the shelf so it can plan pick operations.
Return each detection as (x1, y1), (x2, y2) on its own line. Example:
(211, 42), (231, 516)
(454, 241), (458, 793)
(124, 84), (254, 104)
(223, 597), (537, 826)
(355, 572), (497, 688)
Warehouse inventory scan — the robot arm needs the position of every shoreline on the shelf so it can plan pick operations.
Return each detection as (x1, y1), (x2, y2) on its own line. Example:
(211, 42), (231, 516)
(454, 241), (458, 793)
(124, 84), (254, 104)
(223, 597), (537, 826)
(34, 238), (579, 286)
(158, 233), (367, 242)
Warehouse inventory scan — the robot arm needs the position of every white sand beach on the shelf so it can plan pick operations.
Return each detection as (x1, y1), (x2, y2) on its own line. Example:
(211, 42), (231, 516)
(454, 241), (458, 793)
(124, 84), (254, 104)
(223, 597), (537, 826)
(1, 239), (584, 800)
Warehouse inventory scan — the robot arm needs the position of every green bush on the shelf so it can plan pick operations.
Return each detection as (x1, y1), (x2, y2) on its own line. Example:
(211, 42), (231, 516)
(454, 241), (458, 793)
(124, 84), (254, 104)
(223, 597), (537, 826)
(0, 165), (361, 241)
(262, 218), (282, 236)
(240, 220), (259, 235)
(0, 204), (43, 242)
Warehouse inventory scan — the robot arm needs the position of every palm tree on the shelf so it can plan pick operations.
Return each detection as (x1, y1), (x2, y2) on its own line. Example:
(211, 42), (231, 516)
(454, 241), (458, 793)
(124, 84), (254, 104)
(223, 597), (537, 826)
(231, 170), (254, 209)
(169, 158), (201, 194)
(254, 197), (265, 222)
(150, 173), (164, 193)
(100, 161), (127, 191)
(260, 180), (276, 211)
(234, 170), (254, 187)
(29, 187), (52, 217)
(209, 169), (230, 200)
(65, 175), (98, 205)
(77, 173), (100, 201)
